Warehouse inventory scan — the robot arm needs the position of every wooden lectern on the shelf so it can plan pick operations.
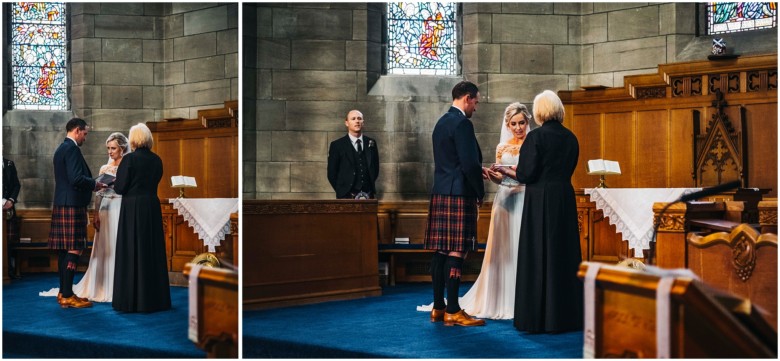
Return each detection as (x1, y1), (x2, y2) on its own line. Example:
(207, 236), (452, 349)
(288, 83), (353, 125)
(184, 263), (238, 358)
(578, 262), (776, 358)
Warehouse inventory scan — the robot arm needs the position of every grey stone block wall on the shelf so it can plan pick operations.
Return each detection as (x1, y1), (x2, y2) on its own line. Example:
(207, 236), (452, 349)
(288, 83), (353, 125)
(3, 3), (237, 209)
(244, 2), (776, 201)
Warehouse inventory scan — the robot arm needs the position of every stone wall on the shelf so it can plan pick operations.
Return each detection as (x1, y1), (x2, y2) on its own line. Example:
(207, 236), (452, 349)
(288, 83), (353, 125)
(244, 2), (776, 201)
(2, 3), (238, 208)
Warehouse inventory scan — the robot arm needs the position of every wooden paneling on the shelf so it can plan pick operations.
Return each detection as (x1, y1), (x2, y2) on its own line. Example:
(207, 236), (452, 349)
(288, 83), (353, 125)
(670, 108), (697, 187)
(243, 200), (381, 309)
(635, 110), (668, 187)
(572, 113), (602, 189)
(746, 102), (778, 191)
(604, 112), (634, 188)
(562, 54), (777, 197)
(147, 100), (238, 200)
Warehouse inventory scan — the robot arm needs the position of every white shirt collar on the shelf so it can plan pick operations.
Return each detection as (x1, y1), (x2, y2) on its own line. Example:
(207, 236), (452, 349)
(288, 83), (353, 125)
(348, 133), (363, 144)
(66, 136), (79, 146)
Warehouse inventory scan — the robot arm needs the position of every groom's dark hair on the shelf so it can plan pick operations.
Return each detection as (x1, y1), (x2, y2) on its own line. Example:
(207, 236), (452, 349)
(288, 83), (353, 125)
(66, 118), (87, 132)
(452, 81), (479, 100)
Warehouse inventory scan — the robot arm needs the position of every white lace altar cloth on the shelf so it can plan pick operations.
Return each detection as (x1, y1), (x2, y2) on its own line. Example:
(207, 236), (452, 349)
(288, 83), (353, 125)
(169, 198), (239, 252)
(584, 188), (701, 255)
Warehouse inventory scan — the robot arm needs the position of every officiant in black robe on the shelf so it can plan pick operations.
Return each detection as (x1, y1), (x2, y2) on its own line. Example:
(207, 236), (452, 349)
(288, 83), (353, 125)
(112, 123), (171, 313)
(498, 90), (583, 333)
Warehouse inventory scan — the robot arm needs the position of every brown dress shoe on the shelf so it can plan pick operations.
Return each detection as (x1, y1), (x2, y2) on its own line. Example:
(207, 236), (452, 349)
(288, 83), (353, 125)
(443, 309), (486, 326)
(59, 295), (93, 309)
(58, 292), (89, 304)
(430, 308), (445, 322)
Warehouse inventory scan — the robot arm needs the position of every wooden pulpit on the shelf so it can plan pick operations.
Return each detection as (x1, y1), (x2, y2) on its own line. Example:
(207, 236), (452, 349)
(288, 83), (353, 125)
(184, 263), (238, 358)
(578, 262), (776, 358)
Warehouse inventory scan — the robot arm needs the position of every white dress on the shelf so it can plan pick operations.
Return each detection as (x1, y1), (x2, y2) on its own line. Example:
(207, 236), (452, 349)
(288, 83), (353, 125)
(40, 164), (121, 302)
(417, 144), (525, 319)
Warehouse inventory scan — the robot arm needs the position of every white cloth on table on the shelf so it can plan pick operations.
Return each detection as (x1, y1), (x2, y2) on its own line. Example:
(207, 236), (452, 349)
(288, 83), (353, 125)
(584, 188), (701, 255)
(170, 198), (239, 252)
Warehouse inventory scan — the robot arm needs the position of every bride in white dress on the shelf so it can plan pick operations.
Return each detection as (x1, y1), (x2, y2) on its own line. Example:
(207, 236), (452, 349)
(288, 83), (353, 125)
(418, 102), (531, 319)
(40, 132), (128, 302)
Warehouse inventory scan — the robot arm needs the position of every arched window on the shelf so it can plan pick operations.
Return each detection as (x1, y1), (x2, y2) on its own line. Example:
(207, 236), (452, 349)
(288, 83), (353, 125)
(386, 2), (458, 75)
(10, 2), (68, 110)
(708, 2), (777, 34)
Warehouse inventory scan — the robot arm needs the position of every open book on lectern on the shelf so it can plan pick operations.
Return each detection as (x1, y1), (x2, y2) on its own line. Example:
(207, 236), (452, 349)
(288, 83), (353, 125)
(170, 175), (197, 188)
(587, 159), (621, 175)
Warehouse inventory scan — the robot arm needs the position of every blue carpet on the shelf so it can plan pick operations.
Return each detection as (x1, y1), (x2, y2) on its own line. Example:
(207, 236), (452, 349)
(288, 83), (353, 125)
(3, 273), (203, 358)
(244, 282), (584, 358)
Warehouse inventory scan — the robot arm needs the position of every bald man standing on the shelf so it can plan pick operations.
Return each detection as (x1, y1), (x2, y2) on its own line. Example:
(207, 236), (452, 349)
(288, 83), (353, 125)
(327, 110), (380, 199)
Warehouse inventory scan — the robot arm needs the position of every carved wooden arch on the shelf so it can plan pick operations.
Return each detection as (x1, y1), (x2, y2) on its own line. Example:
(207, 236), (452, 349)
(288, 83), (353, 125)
(693, 89), (746, 187)
(687, 223), (778, 282)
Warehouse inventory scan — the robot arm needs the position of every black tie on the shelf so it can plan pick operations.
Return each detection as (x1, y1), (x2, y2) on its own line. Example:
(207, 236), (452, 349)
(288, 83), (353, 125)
(357, 139), (363, 153)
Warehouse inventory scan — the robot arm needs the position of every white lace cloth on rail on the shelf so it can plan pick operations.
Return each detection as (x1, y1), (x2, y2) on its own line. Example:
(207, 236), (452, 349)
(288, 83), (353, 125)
(584, 188), (701, 255)
(169, 198), (239, 252)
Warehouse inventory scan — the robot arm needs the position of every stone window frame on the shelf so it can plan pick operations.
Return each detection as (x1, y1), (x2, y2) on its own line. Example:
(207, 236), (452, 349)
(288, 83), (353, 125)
(4, 2), (72, 112)
(369, 3), (464, 98)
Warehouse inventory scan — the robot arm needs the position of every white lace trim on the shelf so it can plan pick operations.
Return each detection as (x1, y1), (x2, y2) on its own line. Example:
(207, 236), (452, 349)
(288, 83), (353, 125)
(170, 198), (238, 252)
(584, 188), (700, 254)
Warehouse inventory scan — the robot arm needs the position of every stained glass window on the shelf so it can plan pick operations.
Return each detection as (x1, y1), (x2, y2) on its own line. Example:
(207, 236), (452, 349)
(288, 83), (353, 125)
(11, 2), (68, 110)
(708, 2), (777, 34)
(387, 2), (458, 75)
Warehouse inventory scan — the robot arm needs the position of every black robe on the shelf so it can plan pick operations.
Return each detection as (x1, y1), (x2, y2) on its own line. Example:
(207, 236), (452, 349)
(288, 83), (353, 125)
(112, 147), (171, 313)
(513, 120), (583, 333)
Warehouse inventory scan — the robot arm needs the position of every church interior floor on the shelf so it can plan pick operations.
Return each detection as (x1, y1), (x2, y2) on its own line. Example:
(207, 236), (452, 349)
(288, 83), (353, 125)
(243, 282), (583, 358)
(3, 273), (203, 358)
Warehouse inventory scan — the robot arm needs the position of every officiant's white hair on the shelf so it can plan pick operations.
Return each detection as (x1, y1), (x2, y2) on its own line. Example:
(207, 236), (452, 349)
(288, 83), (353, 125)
(128, 123), (154, 151)
(532, 90), (565, 126)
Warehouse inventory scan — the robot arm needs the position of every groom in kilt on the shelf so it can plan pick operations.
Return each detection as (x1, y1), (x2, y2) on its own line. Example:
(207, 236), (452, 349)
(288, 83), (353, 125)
(424, 81), (488, 327)
(49, 118), (106, 308)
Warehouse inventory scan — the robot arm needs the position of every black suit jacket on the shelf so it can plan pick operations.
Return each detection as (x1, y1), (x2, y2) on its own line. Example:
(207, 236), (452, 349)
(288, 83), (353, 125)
(327, 134), (380, 198)
(3, 158), (20, 203)
(52, 138), (95, 207)
(114, 148), (163, 198)
(430, 106), (484, 200)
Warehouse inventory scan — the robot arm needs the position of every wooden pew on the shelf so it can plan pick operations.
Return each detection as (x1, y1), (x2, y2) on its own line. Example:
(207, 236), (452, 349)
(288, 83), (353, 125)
(377, 192), (627, 284)
(183, 263), (238, 358)
(653, 200), (777, 329)
(9, 207), (236, 283)
(687, 224), (777, 330)
(578, 262), (776, 358)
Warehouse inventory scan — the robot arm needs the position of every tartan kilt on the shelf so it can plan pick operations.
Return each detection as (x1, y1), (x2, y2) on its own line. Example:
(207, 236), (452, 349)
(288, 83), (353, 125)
(48, 206), (89, 250)
(423, 194), (478, 252)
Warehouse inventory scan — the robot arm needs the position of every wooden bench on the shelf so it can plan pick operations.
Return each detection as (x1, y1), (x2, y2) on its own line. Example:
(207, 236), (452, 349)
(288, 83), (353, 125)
(11, 242), (93, 275)
(379, 243), (486, 285)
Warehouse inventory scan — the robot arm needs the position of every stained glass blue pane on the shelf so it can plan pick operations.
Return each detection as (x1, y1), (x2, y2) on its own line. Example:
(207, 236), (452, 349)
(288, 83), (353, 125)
(708, 2), (777, 34)
(11, 2), (68, 110)
(387, 2), (458, 75)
